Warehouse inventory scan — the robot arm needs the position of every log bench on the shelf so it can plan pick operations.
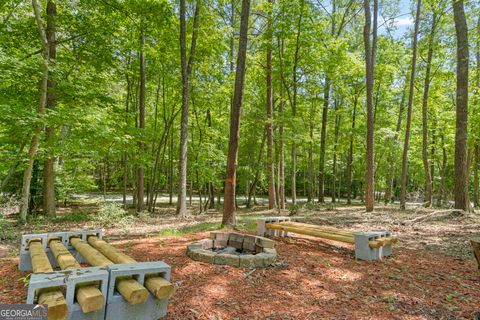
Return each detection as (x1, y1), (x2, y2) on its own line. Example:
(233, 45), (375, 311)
(19, 230), (173, 320)
(257, 217), (398, 260)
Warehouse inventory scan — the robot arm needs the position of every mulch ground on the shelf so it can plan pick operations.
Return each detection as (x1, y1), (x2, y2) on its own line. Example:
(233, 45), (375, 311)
(1, 231), (479, 320)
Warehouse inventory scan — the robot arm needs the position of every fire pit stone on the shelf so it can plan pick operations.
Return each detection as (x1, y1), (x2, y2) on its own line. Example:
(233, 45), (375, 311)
(186, 232), (277, 268)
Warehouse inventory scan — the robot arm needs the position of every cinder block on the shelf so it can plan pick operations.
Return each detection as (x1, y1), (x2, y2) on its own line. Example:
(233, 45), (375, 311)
(213, 239), (228, 247)
(242, 235), (256, 252)
(19, 230), (103, 271)
(105, 261), (171, 320)
(256, 217), (290, 237)
(255, 236), (274, 249)
(200, 239), (213, 250)
(254, 250), (276, 267)
(27, 267), (109, 320)
(214, 253), (239, 267)
(239, 254), (257, 268)
(228, 233), (244, 250)
(354, 231), (388, 261)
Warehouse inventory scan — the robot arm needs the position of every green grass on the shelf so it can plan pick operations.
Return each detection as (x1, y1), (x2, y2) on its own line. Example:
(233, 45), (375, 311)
(158, 222), (222, 236)
(157, 215), (260, 237)
(51, 211), (91, 223)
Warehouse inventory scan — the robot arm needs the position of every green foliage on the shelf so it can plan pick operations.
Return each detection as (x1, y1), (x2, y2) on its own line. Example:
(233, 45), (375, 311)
(1, 0), (479, 218)
(51, 211), (91, 223)
(0, 214), (15, 240)
(94, 202), (133, 227)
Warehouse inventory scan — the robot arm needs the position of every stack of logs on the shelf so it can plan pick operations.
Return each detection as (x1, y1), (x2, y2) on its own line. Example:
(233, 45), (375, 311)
(28, 235), (174, 320)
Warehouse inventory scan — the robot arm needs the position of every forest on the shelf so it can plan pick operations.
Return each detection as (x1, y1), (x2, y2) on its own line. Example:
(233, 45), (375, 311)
(1, 0), (480, 319)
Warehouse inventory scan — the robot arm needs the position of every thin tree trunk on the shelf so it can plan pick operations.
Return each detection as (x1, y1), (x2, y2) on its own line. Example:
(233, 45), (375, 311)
(177, 0), (201, 217)
(474, 144), (479, 208)
(307, 100), (315, 202)
(222, 0), (250, 228)
(453, 0), (469, 211)
(437, 134), (447, 206)
(279, 99), (285, 210)
(363, 0), (377, 212)
(42, 0), (56, 217)
(136, 28), (146, 212)
(346, 95), (357, 204)
(169, 128), (174, 205)
(290, 0), (304, 205)
(247, 133), (266, 208)
(20, 0), (49, 222)
(399, 0), (421, 210)
(421, 11), (437, 208)
(266, 0), (276, 209)
(318, 78), (329, 203)
(332, 110), (341, 203)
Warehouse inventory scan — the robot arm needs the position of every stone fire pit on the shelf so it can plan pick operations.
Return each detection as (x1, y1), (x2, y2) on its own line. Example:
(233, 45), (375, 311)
(186, 232), (277, 268)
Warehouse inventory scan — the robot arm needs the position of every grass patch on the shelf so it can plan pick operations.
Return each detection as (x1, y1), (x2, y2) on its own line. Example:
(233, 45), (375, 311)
(51, 211), (91, 223)
(158, 222), (222, 236)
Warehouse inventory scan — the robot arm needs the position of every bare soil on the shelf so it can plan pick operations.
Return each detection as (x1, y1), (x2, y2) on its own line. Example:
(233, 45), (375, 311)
(1, 204), (479, 319)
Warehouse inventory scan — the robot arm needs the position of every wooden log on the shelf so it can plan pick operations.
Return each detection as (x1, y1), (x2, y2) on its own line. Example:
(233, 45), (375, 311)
(48, 238), (104, 313)
(28, 240), (68, 320)
(269, 222), (397, 248)
(87, 236), (174, 300)
(69, 237), (148, 305)
(265, 223), (356, 244)
(368, 237), (398, 248)
(471, 238), (480, 269)
(279, 222), (355, 237)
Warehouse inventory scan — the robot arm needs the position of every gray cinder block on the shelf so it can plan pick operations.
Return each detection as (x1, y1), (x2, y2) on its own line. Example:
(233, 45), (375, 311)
(105, 261), (171, 320)
(27, 267), (109, 320)
(354, 231), (390, 261)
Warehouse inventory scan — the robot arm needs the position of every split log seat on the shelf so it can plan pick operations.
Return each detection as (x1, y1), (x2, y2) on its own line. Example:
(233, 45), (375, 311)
(257, 218), (398, 260)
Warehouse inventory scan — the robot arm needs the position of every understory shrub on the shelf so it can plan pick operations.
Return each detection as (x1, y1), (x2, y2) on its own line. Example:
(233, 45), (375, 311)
(94, 202), (133, 227)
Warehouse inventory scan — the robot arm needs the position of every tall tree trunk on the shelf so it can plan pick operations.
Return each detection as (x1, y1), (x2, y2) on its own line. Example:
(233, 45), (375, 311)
(20, 0), (49, 222)
(474, 144), (479, 208)
(169, 128), (174, 205)
(222, 0), (250, 228)
(278, 99), (286, 210)
(453, 0), (469, 211)
(136, 28), (146, 212)
(318, 78), (329, 203)
(346, 95), (357, 204)
(307, 100), (315, 203)
(437, 134), (447, 206)
(473, 16), (480, 209)
(290, 0), (304, 205)
(332, 109), (341, 203)
(266, 0), (276, 209)
(247, 133), (266, 208)
(363, 0), (377, 212)
(399, 0), (421, 210)
(177, 0), (201, 217)
(42, 0), (56, 217)
(421, 11), (437, 208)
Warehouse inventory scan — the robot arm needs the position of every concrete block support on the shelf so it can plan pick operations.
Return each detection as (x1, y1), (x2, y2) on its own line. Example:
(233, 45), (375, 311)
(256, 217), (291, 237)
(20, 230), (103, 271)
(20, 231), (173, 319)
(354, 231), (392, 261)
(27, 267), (109, 320)
(105, 261), (171, 320)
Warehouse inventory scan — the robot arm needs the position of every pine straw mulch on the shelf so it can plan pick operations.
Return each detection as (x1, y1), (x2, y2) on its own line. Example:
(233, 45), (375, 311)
(1, 230), (479, 320)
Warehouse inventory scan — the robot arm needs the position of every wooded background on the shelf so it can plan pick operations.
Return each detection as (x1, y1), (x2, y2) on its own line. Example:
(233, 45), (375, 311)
(0, 0), (478, 226)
